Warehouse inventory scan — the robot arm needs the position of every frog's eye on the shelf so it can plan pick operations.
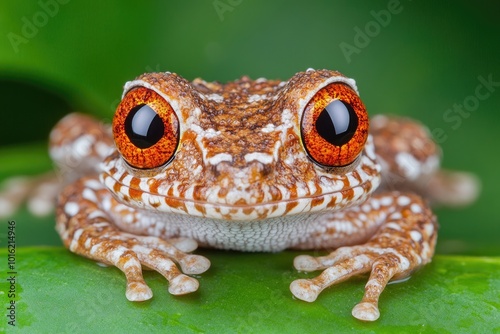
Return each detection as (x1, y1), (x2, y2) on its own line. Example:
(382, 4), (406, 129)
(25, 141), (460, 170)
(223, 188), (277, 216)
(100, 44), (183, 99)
(301, 83), (368, 167)
(113, 87), (179, 169)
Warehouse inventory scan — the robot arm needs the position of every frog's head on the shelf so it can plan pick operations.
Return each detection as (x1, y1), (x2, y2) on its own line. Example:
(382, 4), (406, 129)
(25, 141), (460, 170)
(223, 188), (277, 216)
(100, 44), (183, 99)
(102, 69), (381, 220)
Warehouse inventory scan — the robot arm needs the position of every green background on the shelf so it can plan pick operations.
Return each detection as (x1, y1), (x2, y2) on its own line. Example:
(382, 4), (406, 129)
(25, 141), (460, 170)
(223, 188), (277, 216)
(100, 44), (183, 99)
(0, 1), (499, 332)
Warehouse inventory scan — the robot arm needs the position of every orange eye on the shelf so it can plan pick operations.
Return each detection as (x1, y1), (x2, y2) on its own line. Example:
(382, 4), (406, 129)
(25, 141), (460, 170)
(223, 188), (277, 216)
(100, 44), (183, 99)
(113, 87), (179, 169)
(301, 83), (368, 167)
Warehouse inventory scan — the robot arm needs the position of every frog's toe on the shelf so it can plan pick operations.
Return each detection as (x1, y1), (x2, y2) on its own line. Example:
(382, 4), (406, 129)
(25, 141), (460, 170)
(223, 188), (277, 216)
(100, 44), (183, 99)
(168, 274), (199, 295)
(178, 254), (211, 275)
(352, 302), (380, 321)
(289, 279), (321, 302)
(293, 255), (321, 271)
(126, 281), (153, 301)
(168, 237), (199, 252)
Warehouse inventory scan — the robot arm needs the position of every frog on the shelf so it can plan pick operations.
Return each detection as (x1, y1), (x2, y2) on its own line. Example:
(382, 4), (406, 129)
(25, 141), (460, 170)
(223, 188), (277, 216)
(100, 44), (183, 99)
(4, 69), (479, 321)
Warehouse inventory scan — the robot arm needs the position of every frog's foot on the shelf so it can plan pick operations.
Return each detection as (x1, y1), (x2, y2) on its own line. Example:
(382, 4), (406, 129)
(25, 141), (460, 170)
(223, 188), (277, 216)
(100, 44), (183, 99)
(56, 178), (210, 301)
(290, 192), (437, 321)
(65, 228), (210, 301)
(129, 236), (210, 299)
(371, 115), (479, 207)
(291, 247), (406, 321)
(424, 169), (480, 207)
(0, 172), (59, 218)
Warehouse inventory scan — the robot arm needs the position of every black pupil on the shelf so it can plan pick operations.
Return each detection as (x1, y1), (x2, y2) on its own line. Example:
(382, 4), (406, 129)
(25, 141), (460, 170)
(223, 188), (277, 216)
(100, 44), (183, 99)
(315, 100), (358, 146)
(124, 104), (164, 149)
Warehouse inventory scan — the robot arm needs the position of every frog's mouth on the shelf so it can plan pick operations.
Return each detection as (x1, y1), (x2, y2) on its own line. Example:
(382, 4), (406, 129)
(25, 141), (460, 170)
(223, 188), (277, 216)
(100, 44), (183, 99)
(101, 171), (379, 221)
(100, 141), (381, 221)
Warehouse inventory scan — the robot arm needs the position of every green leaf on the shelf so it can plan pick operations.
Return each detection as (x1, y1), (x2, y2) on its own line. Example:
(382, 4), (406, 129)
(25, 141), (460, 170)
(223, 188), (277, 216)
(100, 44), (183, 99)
(1, 248), (499, 333)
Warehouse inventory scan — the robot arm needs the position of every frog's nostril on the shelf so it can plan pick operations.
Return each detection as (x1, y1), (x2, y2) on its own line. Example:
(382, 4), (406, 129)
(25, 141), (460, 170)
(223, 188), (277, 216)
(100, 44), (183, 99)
(237, 161), (273, 184)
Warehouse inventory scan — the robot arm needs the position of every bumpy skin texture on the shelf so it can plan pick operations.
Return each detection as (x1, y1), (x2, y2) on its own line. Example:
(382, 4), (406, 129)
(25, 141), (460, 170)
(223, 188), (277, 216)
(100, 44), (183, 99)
(50, 69), (442, 321)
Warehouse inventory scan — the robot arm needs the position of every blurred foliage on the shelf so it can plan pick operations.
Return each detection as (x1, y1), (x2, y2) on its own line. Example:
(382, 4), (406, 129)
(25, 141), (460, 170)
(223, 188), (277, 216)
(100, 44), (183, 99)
(0, 0), (499, 331)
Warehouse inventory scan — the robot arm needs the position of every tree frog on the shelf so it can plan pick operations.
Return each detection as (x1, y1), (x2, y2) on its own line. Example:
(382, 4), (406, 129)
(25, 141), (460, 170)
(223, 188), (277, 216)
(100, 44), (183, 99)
(15, 69), (480, 321)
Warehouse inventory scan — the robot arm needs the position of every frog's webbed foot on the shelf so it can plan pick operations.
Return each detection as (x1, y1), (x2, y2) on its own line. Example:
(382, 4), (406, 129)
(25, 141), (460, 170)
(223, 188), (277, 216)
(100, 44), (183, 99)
(57, 177), (210, 301)
(290, 192), (437, 321)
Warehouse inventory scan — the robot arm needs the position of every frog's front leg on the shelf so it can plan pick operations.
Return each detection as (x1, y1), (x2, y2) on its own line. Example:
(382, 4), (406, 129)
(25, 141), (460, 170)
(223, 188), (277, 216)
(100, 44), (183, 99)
(290, 192), (436, 321)
(56, 176), (210, 300)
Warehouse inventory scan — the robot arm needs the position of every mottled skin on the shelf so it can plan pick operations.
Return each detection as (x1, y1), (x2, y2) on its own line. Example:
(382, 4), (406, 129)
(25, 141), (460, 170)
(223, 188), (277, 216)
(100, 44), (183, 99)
(43, 69), (464, 321)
